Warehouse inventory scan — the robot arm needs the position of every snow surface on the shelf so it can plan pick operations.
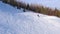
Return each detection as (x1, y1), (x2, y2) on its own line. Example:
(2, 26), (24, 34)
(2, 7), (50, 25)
(0, 1), (60, 34)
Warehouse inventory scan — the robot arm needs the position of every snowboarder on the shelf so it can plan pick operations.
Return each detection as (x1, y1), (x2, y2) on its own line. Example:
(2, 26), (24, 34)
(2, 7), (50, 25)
(23, 9), (25, 12)
(37, 14), (40, 17)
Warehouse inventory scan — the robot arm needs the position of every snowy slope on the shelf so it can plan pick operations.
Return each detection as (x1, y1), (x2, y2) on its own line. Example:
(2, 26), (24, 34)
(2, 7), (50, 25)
(0, 1), (60, 34)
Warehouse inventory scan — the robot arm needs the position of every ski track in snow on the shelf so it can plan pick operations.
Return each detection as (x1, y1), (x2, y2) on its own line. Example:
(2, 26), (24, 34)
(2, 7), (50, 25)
(0, 1), (60, 34)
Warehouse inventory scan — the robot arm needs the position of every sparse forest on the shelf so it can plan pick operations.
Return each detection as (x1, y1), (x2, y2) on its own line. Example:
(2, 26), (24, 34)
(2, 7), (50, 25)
(0, 0), (60, 17)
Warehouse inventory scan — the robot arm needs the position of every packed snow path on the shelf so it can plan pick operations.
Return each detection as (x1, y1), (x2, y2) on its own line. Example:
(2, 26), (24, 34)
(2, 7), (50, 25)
(0, 1), (60, 34)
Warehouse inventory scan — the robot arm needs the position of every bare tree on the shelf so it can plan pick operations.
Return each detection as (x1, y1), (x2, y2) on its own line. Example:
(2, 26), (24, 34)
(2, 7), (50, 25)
(0, 0), (60, 17)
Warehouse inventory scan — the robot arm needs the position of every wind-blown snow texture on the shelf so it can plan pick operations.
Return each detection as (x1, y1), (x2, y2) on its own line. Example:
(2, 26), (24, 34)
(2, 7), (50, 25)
(0, 1), (60, 34)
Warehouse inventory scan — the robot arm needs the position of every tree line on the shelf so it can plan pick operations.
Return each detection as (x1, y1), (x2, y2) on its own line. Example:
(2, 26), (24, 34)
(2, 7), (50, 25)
(0, 0), (60, 17)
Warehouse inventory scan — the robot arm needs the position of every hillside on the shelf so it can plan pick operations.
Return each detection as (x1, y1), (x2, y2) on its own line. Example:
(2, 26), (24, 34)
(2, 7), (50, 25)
(1, 0), (60, 17)
(0, 1), (60, 34)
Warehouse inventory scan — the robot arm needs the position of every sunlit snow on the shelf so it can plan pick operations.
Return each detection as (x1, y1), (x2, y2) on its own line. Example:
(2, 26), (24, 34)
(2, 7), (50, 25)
(0, 1), (60, 34)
